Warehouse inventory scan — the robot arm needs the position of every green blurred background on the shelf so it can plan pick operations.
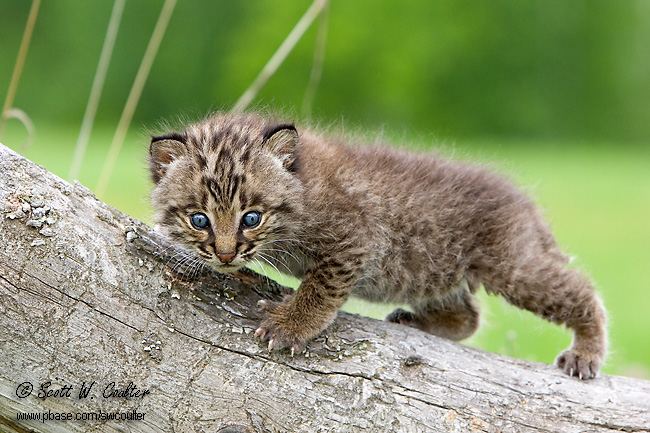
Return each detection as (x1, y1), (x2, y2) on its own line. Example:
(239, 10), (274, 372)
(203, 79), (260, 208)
(1, 1), (648, 378)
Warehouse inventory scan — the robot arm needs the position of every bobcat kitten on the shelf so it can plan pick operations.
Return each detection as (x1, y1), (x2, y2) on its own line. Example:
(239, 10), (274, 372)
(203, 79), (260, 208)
(149, 112), (607, 379)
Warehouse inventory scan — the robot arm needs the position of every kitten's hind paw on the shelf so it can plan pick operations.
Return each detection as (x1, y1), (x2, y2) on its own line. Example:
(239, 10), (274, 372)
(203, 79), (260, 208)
(556, 349), (602, 380)
(385, 308), (416, 326)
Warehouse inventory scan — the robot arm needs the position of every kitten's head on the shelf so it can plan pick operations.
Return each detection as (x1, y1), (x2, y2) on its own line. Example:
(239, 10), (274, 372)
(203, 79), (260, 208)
(148, 113), (304, 273)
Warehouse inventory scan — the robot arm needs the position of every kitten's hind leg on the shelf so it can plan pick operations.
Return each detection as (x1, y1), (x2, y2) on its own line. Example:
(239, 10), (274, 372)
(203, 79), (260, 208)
(484, 258), (607, 380)
(385, 280), (480, 341)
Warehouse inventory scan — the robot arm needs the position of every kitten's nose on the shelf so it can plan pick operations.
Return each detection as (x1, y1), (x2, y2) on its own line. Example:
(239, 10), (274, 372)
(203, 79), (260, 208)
(216, 252), (236, 264)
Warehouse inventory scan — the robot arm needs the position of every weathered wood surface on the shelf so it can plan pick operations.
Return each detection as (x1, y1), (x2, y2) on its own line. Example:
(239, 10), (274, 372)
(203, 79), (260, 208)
(0, 141), (649, 433)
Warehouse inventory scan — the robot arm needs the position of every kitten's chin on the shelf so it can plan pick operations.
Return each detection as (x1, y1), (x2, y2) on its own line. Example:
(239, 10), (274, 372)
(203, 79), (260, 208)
(210, 263), (245, 274)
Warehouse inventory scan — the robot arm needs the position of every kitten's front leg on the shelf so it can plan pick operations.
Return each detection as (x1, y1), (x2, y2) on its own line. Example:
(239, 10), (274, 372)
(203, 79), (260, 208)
(255, 262), (355, 354)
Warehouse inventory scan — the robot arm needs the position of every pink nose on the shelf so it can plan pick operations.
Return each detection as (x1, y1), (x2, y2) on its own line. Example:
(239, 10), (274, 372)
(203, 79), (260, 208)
(216, 252), (236, 264)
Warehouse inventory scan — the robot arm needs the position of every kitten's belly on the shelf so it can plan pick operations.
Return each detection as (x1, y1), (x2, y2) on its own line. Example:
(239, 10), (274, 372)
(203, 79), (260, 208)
(262, 243), (467, 304)
(353, 259), (462, 304)
(352, 237), (470, 304)
(352, 275), (465, 304)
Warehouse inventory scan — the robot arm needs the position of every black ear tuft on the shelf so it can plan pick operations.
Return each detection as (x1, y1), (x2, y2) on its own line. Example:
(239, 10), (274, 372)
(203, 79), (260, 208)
(151, 131), (187, 145)
(261, 124), (299, 171)
(149, 132), (188, 184)
(262, 124), (297, 143)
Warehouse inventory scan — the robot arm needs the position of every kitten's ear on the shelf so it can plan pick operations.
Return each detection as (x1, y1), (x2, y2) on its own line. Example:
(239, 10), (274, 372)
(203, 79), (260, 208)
(149, 132), (188, 183)
(262, 124), (299, 171)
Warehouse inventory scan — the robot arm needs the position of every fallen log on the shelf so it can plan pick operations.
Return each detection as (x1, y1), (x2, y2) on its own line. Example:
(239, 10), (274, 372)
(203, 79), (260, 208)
(0, 142), (648, 433)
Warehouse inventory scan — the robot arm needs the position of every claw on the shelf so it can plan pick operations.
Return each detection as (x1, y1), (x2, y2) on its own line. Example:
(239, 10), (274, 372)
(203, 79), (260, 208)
(290, 346), (295, 357)
(268, 338), (275, 351)
(257, 299), (268, 310)
(255, 327), (264, 338)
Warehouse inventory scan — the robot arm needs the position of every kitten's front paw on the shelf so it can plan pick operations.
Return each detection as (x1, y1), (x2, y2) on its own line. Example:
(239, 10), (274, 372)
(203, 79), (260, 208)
(254, 300), (311, 355)
(556, 349), (602, 380)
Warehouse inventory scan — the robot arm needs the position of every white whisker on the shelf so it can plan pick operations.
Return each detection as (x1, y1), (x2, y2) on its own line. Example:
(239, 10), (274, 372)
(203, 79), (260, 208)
(257, 252), (286, 277)
(188, 257), (205, 281)
(251, 257), (271, 284)
(259, 247), (301, 265)
(257, 238), (301, 248)
(258, 251), (293, 275)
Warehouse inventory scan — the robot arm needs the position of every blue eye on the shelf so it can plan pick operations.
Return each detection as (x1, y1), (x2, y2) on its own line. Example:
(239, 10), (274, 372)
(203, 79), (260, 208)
(190, 213), (209, 229)
(242, 211), (261, 228)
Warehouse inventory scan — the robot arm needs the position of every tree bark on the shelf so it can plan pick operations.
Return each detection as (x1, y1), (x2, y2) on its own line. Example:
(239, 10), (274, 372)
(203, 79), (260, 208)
(0, 142), (648, 433)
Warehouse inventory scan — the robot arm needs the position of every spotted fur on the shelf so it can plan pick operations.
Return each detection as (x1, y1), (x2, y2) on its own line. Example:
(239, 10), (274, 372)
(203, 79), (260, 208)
(149, 112), (607, 379)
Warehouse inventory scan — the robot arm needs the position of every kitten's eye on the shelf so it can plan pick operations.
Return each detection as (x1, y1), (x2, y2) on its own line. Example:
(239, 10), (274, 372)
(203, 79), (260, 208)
(190, 212), (209, 229)
(242, 211), (261, 228)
